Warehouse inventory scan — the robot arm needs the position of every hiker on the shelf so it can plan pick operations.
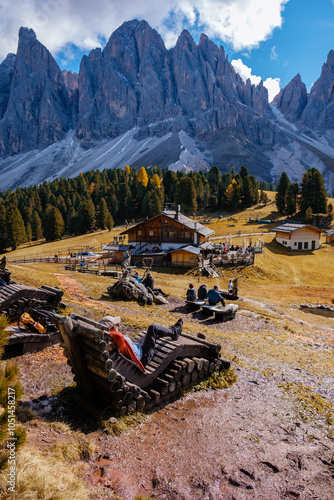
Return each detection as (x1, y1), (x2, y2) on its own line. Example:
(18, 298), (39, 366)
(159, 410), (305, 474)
(132, 271), (142, 283)
(197, 283), (208, 300)
(142, 273), (168, 296)
(99, 316), (183, 369)
(228, 280), (233, 294)
(186, 283), (196, 301)
(207, 285), (225, 307)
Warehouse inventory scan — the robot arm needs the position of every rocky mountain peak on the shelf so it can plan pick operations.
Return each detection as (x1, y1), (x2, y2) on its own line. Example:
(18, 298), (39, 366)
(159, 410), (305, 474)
(272, 73), (308, 121)
(301, 50), (334, 129)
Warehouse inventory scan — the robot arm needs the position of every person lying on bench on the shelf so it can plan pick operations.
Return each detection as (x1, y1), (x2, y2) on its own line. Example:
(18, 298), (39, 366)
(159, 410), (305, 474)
(99, 316), (183, 370)
(207, 285), (225, 307)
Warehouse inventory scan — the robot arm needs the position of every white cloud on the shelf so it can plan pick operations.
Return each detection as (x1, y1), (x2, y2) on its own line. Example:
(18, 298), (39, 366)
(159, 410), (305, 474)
(232, 58), (281, 101)
(0, 0), (290, 60)
(263, 77), (281, 102)
(231, 58), (261, 85)
(271, 45), (278, 60)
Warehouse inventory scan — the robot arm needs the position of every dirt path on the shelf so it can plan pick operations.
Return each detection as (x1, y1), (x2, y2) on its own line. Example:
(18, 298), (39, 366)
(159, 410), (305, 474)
(92, 369), (333, 499)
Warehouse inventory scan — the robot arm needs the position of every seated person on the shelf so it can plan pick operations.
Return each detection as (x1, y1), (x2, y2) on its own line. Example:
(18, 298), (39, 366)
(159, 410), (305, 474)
(228, 280), (233, 293)
(197, 283), (208, 300)
(99, 316), (183, 369)
(142, 273), (168, 296)
(186, 283), (197, 301)
(207, 285), (225, 307)
(132, 271), (142, 283)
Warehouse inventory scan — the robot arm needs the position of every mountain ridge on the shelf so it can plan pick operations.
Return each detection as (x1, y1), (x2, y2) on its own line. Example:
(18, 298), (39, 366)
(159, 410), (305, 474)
(0, 20), (333, 192)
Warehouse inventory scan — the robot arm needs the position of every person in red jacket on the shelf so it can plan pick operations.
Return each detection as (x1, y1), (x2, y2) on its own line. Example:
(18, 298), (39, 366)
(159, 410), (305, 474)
(99, 316), (183, 370)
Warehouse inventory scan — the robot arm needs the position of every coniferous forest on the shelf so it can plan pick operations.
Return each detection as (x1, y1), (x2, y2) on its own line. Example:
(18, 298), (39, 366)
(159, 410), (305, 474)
(6, 161), (327, 252)
(0, 165), (271, 251)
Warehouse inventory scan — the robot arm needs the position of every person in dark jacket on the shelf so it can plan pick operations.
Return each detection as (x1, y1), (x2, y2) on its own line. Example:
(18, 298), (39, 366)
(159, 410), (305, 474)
(142, 273), (167, 296)
(197, 283), (208, 300)
(186, 283), (197, 301)
(207, 285), (225, 306)
(99, 316), (183, 368)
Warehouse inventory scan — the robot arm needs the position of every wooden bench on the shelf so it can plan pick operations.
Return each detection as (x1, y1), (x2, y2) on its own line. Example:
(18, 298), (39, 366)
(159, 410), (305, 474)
(3, 326), (60, 357)
(201, 304), (238, 321)
(52, 312), (230, 415)
(0, 284), (64, 319)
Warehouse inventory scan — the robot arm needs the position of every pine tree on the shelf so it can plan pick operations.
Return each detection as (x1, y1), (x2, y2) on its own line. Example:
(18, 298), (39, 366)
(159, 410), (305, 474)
(43, 206), (65, 241)
(239, 166), (249, 179)
(0, 205), (7, 253)
(6, 207), (27, 250)
(148, 190), (162, 217)
(66, 207), (78, 235)
(208, 165), (221, 194)
(96, 198), (112, 230)
(300, 168), (327, 215)
(77, 199), (96, 234)
(275, 172), (290, 212)
(31, 210), (43, 241)
(305, 206), (313, 224)
(175, 177), (198, 214)
(285, 183), (300, 216)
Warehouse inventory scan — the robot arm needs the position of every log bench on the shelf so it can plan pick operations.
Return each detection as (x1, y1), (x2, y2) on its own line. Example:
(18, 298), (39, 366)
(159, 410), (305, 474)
(0, 284), (64, 320)
(3, 326), (60, 357)
(52, 313), (230, 415)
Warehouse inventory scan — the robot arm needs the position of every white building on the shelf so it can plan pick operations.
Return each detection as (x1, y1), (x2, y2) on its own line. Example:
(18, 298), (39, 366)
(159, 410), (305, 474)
(274, 223), (323, 251)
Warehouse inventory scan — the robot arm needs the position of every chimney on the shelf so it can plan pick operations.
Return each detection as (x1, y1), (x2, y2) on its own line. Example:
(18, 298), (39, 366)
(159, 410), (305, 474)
(175, 205), (180, 220)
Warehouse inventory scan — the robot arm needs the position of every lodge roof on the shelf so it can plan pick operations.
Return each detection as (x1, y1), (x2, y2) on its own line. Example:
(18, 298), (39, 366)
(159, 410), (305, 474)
(169, 245), (201, 255)
(274, 223), (323, 234)
(121, 210), (214, 237)
(102, 244), (133, 251)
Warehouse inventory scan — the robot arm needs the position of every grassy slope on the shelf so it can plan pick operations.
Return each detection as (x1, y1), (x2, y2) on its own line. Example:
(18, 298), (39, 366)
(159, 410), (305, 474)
(2, 193), (334, 498)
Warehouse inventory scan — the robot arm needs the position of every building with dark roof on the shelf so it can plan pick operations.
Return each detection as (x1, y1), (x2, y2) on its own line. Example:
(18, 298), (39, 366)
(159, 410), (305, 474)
(120, 206), (214, 253)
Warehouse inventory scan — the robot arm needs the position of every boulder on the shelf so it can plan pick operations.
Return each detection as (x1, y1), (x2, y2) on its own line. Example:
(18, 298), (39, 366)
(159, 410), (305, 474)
(108, 276), (154, 305)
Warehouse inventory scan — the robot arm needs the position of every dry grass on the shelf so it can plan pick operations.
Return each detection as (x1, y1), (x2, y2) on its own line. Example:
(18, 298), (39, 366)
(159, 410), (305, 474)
(0, 447), (91, 500)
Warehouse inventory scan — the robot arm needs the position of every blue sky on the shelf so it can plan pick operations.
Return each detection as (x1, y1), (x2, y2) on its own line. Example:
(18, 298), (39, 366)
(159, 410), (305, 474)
(0, 0), (333, 101)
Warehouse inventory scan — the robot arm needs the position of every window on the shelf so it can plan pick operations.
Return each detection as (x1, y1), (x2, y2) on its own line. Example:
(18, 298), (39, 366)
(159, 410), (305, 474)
(294, 242), (297, 246)
(149, 230), (154, 236)
(137, 230), (142, 236)
(185, 232), (190, 238)
(168, 231), (174, 238)
(304, 242), (308, 249)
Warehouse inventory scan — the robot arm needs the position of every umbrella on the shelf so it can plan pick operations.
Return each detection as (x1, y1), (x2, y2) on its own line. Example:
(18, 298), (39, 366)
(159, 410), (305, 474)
(242, 237), (246, 252)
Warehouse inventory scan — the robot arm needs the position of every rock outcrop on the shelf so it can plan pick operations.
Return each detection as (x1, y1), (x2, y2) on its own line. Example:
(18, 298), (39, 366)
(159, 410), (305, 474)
(0, 27), (72, 156)
(272, 74), (308, 122)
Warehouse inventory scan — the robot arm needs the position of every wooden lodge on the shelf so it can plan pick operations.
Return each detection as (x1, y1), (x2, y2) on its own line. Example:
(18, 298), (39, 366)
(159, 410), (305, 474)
(121, 207), (214, 250)
(120, 207), (214, 266)
(274, 223), (323, 251)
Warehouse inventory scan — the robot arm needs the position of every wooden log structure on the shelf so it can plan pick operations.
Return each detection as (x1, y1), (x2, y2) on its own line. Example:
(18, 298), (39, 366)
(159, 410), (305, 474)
(51, 312), (230, 415)
(0, 283), (64, 320)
